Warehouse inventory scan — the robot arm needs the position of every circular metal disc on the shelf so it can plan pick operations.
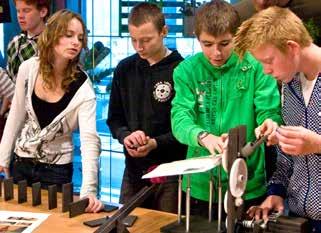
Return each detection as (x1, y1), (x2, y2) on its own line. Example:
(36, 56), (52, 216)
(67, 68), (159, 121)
(224, 191), (228, 213)
(229, 158), (248, 198)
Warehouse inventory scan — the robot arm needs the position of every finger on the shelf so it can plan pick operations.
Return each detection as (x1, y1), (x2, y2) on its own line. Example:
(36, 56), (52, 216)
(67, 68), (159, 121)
(262, 208), (270, 222)
(276, 129), (300, 144)
(260, 122), (268, 135)
(135, 130), (146, 138)
(215, 138), (226, 154)
(124, 143), (133, 151)
(129, 149), (146, 157)
(215, 144), (224, 154)
(124, 142), (135, 149)
(266, 131), (278, 146)
(278, 142), (299, 155)
(129, 136), (141, 147)
(136, 145), (148, 153)
(85, 197), (95, 212)
(260, 122), (274, 137)
(279, 125), (301, 131)
(136, 150), (149, 157)
(124, 137), (135, 148)
(206, 145), (215, 155)
(96, 201), (104, 213)
(255, 126), (262, 139)
(246, 206), (256, 218)
(265, 122), (278, 136)
(133, 131), (147, 145)
(92, 200), (104, 213)
(221, 133), (228, 141)
(278, 126), (301, 139)
(126, 148), (138, 157)
(254, 208), (263, 221)
(86, 199), (97, 213)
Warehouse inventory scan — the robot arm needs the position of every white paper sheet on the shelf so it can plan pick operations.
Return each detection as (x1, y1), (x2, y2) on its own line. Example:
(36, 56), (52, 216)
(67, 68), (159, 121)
(142, 154), (222, 179)
(0, 211), (50, 233)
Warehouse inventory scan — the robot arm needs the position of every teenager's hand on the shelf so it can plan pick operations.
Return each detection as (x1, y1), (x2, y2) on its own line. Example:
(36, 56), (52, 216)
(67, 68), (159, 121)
(124, 137), (156, 158)
(247, 195), (284, 222)
(124, 130), (148, 149)
(199, 133), (227, 155)
(0, 166), (10, 178)
(135, 138), (157, 157)
(276, 126), (321, 155)
(84, 194), (104, 213)
(255, 119), (279, 146)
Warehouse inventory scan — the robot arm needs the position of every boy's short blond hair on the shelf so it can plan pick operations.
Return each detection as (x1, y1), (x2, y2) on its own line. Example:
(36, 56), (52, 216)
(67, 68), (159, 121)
(234, 6), (312, 59)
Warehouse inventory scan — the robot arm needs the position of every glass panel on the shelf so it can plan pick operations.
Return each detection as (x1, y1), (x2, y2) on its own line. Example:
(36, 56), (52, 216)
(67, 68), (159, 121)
(0, 24), (4, 68)
(74, 0), (232, 203)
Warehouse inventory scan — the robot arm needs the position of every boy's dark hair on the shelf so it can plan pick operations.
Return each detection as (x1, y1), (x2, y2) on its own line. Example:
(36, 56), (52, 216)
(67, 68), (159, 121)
(14, 0), (51, 21)
(128, 2), (165, 33)
(195, 0), (240, 38)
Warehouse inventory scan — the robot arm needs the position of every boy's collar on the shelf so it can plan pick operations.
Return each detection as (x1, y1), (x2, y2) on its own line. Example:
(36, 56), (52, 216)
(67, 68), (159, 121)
(202, 52), (238, 70)
(21, 31), (40, 41)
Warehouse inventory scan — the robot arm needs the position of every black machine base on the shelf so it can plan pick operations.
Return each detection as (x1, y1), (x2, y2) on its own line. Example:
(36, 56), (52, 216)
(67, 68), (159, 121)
(161, 216), (225, 233)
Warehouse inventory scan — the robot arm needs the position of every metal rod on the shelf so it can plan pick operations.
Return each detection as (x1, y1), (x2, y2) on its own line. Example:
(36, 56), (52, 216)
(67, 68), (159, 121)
(178, 175), (182, 224)
(95, 185), (156, 233)
(209, 172), (213, 222)
(218, 166), (222, 232)
(186, 175), (191, 232)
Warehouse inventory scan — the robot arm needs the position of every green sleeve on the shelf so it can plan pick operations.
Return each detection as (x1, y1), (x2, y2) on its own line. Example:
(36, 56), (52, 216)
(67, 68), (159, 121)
(171, 62), (203, 147)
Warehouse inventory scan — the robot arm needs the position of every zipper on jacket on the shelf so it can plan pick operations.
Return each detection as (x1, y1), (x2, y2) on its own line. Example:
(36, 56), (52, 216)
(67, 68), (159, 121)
(219, 70), (223, 135)
(215, 71), (224, 200)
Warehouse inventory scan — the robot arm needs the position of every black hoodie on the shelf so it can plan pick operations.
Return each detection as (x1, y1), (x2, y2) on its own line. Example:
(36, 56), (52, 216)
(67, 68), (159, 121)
(107, 50), (187, 181)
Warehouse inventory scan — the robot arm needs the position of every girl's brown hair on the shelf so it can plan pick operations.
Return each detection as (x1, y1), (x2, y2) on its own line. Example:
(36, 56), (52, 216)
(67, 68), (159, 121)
(37, 9), (88, 91)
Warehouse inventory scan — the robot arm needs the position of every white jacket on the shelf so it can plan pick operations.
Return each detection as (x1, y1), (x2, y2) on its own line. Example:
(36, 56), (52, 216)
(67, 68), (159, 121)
(0, 57), (101, 197)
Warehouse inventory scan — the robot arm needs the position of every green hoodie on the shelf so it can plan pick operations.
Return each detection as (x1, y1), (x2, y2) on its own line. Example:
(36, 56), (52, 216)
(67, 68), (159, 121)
(171, 51), (282, 202)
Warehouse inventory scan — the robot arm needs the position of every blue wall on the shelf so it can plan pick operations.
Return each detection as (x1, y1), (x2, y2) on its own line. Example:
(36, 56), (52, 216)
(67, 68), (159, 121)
(3, 0), (20, 61)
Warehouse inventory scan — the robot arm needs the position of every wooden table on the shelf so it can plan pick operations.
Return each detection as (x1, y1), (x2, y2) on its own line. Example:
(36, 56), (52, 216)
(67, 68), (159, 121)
(0, 186), (177, 233)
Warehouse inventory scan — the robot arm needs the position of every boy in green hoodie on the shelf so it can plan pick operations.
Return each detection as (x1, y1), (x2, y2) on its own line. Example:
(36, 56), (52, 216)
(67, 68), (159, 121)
(171, 0), (282, 218)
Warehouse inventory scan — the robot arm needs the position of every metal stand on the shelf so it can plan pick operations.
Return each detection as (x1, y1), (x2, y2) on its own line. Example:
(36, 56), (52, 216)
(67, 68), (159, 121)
(226, 126), (246, 233)
(217, 166), (222, 232)
(161, 216), (220, 233)
(161, 126), (247, 233)
(186, 175), (191, 232)
(160, 125), (309, 233)
(177, 175), (182, 224)
(95, 185), (156, 233)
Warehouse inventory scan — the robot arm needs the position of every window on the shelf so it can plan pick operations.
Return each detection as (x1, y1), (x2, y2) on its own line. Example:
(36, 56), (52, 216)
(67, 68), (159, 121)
(76, 0), (231, 204)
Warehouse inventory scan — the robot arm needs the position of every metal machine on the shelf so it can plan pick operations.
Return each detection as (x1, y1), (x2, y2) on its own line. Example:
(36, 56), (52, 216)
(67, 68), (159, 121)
(95, 125), (308, 233)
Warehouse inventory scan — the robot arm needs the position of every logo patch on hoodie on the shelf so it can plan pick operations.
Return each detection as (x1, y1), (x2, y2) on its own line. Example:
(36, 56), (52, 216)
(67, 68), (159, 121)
(153, 81), (172, 102)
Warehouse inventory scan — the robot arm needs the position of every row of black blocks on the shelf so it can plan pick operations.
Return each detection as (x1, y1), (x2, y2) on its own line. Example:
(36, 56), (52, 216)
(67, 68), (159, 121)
(0, 177), (73, 212)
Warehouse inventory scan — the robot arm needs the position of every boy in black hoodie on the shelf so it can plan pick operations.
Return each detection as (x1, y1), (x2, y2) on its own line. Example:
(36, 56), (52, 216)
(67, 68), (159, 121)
(107, 2), (186, 213)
